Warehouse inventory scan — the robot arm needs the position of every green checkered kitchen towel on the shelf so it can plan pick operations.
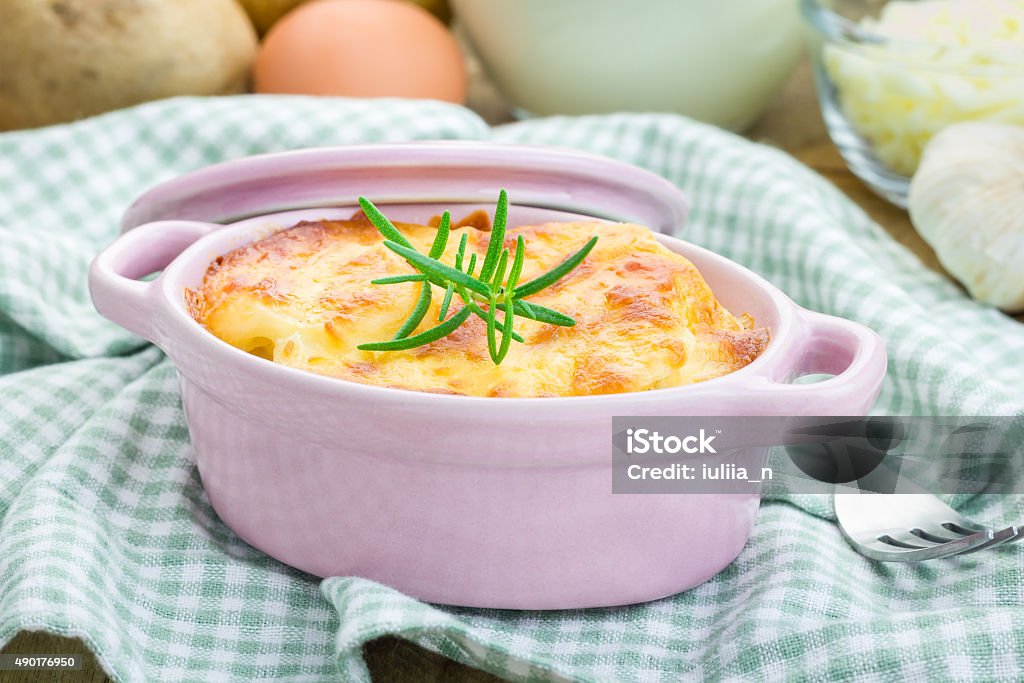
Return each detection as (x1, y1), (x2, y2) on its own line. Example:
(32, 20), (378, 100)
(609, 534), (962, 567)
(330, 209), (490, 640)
(2, 96), (1023, 682)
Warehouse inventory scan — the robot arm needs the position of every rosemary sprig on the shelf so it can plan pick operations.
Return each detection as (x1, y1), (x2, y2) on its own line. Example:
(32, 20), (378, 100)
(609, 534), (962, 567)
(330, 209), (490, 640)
(356, 191), (597, 365)
(514, 236), (597, 298)
(383, 241), (492, 296)
(357, 308), (473, 352)
(391, 277), (431, 340)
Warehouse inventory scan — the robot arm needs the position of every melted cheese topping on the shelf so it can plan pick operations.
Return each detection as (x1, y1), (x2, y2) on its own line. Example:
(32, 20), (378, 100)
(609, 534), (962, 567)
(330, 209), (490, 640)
(189, 217), (768, 397)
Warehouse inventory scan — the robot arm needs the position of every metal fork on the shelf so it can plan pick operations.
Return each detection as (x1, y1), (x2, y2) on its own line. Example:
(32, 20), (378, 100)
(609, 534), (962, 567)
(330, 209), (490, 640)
(835, 493), (1024, 561)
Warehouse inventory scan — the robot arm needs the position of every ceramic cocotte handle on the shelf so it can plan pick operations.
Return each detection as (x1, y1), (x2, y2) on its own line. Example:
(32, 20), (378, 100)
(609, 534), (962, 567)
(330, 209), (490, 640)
(737, 308), (887, 415)
(89, 220), (218, 344)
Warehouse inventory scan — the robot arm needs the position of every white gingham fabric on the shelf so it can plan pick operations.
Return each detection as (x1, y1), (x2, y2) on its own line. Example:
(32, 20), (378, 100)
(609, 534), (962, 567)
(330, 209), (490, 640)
(1, 96), (1022, 681)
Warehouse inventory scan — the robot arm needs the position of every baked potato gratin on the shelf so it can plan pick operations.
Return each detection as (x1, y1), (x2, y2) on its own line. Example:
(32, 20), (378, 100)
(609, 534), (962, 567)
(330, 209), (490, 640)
(187, 213), (768, 397)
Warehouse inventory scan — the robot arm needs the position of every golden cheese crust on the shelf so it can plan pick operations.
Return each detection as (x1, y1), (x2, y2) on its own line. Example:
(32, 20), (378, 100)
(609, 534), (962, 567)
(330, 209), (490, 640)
(189, 216), (768, 397)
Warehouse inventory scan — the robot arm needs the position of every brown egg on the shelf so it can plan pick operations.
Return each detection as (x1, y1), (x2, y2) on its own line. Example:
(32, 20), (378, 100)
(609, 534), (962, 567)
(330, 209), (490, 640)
(253, 0), (467, 103)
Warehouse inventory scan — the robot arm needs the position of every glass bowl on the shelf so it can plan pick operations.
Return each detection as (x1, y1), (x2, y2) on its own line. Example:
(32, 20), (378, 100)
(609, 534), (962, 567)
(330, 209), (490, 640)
(800, 0), (1024, 207)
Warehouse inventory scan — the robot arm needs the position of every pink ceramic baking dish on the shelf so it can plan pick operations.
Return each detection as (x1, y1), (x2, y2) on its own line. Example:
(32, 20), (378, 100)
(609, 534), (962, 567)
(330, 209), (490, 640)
(89, 143), (886, 609)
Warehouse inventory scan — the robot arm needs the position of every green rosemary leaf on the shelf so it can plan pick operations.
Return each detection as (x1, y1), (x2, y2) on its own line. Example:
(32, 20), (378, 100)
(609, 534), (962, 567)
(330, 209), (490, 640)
(383, 241), (492, 297)
(454, 232), (469, 269)
(508, 330), (526, 343)
(371, 274), (428, 285)
(486, 291), (499, 364)
(524, 304), (575, 327)
(504, 299), (576, 327)
(359, 197), (413, 248)
(495, 319), (515, 363)
(495, 295), (516, 365)
(478, 189), (508, 281)
(450, 244), (522, 341)
(491, 247), (510, 290)
(438, 282), (455, 322)
(514, 236), (598, 298)
(458, 253), (520, 342)
(491, 237), (521, 364)
(393, 282), (432, 340)
(507, 235), (525, 291)
(458, 290), (525, 343)
(429, 211), (451, 259)
(514, 299), (538, 317)
(359, 307), (472, 351)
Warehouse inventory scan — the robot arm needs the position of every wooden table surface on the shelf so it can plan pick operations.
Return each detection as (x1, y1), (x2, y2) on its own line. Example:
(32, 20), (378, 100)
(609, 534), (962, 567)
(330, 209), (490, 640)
(0, 52), (1001, 683)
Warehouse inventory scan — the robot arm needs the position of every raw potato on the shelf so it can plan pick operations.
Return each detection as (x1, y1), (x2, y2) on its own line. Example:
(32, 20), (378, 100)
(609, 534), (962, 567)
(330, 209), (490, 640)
(0, 0), (258, 131)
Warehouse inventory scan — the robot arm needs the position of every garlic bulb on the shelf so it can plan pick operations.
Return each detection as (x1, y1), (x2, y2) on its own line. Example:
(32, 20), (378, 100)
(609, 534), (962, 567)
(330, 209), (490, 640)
(908, 122), (1024, 312)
